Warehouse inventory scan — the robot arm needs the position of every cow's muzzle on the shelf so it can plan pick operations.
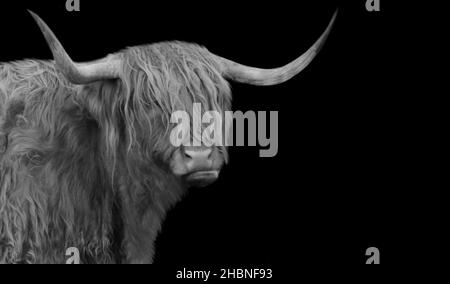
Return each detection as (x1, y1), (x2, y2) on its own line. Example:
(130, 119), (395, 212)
(170, 146), (223, 187)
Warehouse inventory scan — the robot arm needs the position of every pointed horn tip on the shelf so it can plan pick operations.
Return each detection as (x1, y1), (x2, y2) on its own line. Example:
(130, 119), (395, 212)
(316, 8), (339, 49)
(27, 10), (42, 24)
(331, 8), (338, 24)
(28, 10), (50, 37)
(27, 9), (37, 17)
(28, 10), (50, 32)
(321, 9), (338, 36)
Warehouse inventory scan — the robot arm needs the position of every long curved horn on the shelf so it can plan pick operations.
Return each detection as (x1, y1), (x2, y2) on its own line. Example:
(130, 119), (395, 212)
(214, 10), (338, 86)
(29, 11), (121, 85)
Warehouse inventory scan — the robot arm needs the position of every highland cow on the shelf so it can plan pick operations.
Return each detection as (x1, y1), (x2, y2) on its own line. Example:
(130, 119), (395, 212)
(0, 11), (336, 263)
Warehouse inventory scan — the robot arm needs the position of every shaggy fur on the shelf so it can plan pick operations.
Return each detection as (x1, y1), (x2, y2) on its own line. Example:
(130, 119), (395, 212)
(0, 42), (231, 263)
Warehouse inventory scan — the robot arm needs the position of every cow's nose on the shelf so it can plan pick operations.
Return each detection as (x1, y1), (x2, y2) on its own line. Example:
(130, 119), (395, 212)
(183, 148), (212, 167)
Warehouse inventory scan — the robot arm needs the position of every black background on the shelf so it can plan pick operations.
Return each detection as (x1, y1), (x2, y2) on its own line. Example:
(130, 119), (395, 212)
(0, 0), (411, 269)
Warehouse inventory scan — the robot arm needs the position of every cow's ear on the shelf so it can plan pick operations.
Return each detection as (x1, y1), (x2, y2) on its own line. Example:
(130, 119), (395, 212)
(76, 80), (123, 123)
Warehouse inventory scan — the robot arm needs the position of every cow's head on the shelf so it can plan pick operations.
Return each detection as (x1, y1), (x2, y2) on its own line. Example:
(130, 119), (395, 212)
(29, 11), (336, 188)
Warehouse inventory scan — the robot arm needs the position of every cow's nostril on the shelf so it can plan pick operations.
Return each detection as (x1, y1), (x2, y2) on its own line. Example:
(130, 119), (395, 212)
(183, 150), (193, 159)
